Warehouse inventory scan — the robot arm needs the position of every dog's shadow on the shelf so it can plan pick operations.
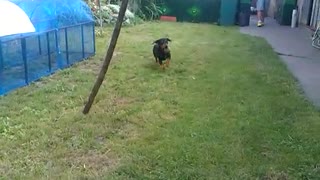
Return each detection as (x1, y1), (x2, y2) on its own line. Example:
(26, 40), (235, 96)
(143, 60), (162, 71)
(138, 54), (159, 70)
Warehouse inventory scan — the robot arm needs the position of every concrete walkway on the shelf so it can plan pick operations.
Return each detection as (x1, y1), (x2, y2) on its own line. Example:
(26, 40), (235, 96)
(240, 16), (320, 108)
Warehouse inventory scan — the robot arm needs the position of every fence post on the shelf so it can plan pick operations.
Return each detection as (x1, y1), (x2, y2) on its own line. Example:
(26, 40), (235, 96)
(46, 32), (52, 72)
(64, 28), (69, 65)
(21, 38), (28, 84)
(0, 42), (3, 87)
(93, 22), (96, 54)
(0, 42), (3, 71)
(38, 35), (42, 55)
(81, 24), (85, 58)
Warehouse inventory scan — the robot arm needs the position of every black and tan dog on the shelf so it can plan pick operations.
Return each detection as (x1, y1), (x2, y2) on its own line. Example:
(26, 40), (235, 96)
(152, 38), (172, 69)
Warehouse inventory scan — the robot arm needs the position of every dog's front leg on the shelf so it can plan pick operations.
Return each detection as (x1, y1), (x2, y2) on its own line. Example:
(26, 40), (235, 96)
(165, 59), (170, 67)
(159, 60), (165, 70)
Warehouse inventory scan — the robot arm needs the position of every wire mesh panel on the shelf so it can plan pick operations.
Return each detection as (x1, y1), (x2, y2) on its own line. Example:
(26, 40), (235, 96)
(24, 31), (56, 82)
(83, 23), (95, 58)
(64, 25), (84, 65)
(0, 22), (95, 95)
(0, 39), (26, 94)
(58, 23), (95, 67)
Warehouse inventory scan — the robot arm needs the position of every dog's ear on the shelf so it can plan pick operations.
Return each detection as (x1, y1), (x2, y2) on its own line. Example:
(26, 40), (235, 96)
(152, 39), (161, 44)
(152, 38), (171, 45)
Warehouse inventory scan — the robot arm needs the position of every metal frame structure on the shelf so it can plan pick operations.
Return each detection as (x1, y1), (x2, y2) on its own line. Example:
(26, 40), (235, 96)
(312, 20), (320, 49)
(0, 21), (95, 95)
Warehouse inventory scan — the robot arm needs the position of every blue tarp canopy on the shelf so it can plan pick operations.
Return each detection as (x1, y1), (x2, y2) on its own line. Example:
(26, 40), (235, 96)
(3, 0), (93, 35)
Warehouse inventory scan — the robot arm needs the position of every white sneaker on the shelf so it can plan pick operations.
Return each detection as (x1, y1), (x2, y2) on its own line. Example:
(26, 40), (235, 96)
(257, 20), (264, 27)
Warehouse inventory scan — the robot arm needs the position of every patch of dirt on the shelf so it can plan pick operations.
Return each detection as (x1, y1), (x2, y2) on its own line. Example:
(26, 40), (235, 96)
(159, 113), (176, 121)
(0, 163), (11, 176)
(66, 150), (119, 173)
(261, 171), (289, 180)
(78, 51), (123, 73)
(113, 97), (135, 107)
(113, 52), (123, 58)
(117, 123), (141, 141)
(78, 61), (101, 74)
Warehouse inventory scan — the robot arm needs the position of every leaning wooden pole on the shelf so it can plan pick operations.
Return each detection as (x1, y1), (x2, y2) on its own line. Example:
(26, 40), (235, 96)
(83, 0), (129, 114)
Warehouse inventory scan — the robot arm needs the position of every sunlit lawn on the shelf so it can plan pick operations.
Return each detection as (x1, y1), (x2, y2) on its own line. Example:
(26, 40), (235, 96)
(0, 22), (319, 179)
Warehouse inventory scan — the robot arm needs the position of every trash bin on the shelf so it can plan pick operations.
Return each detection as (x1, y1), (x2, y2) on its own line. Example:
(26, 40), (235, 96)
(238, 12), (250, 26)
(239, 0), (251, 13)
(219, 0), (238, 26)
(238, 0), (251, 26)
(276, 0), (297, 25)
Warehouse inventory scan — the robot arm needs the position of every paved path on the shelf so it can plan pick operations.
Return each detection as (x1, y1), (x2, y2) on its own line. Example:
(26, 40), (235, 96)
(240, 16), (320, 108)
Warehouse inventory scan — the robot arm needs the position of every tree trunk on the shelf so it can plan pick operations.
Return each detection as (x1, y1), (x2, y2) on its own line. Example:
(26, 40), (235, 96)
(83, 0), (129, 114)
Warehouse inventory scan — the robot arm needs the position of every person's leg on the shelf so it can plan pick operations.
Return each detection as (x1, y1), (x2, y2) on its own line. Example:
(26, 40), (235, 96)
(256, 0), (265, 27)
(257, 10), (264, 22)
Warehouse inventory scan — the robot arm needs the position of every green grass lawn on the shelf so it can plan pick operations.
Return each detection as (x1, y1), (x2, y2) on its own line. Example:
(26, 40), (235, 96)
(0, 22), (320, 179)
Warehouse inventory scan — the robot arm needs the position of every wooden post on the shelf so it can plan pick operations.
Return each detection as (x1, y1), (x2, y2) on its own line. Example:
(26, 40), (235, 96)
(83, 0), (129, 114)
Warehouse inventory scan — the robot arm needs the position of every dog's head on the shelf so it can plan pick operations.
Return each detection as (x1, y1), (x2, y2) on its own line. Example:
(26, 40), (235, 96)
(153, 38), (172, 51)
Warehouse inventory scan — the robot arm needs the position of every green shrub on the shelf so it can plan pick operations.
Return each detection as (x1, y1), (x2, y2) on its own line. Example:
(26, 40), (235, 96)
(85, 0), (163, 26)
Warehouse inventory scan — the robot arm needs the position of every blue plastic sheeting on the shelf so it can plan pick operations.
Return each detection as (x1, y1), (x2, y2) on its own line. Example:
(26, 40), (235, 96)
(9, 0), (94, 32)
(0, 0), (95, 95)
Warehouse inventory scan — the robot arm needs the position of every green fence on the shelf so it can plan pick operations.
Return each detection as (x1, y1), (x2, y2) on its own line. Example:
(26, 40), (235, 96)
(159, 0), (221, 23)
(158, 0), (253, 26)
